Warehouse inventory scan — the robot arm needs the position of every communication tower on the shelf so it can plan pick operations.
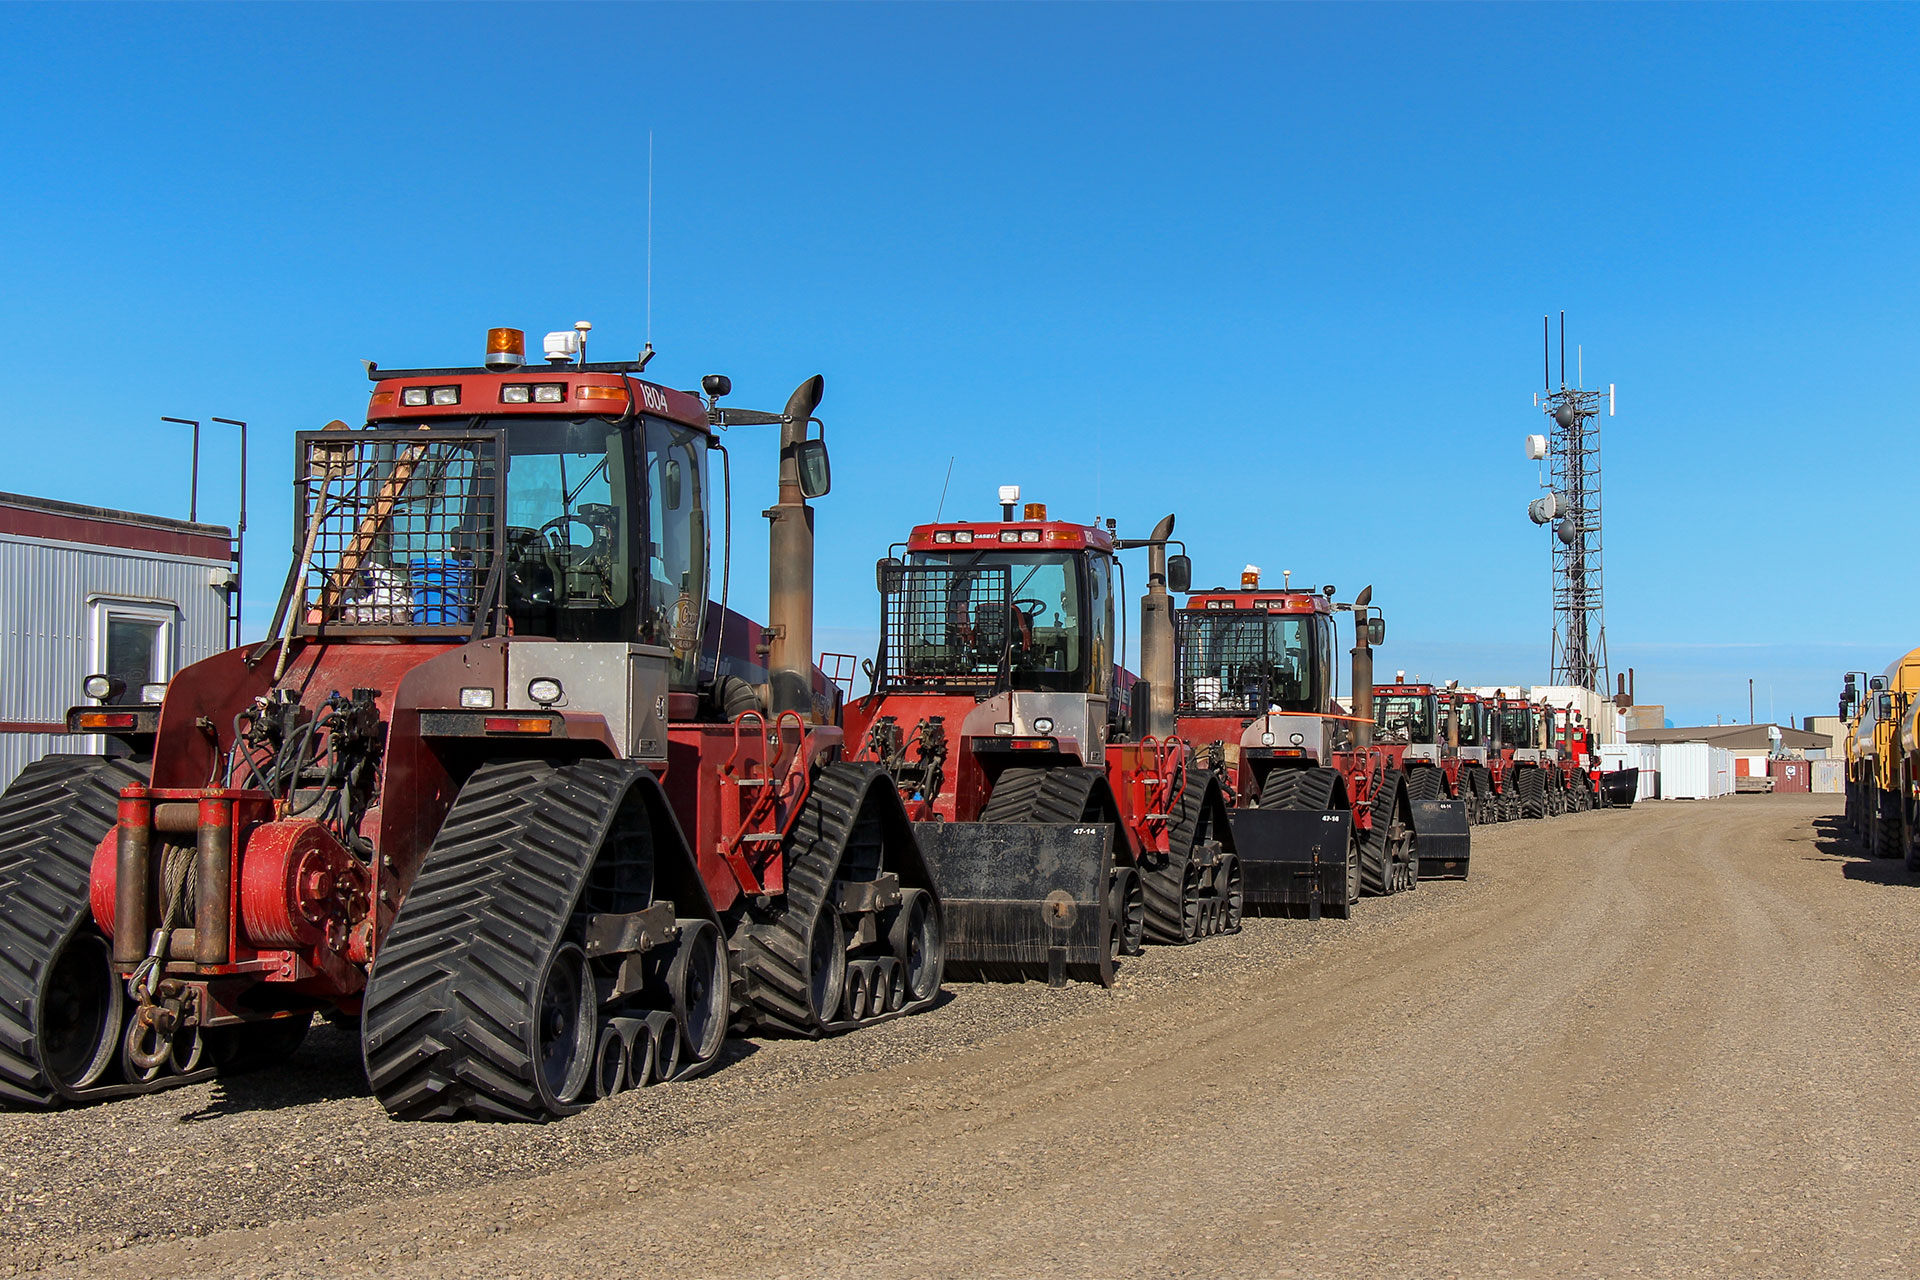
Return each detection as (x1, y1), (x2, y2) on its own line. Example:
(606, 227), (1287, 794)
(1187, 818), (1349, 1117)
(1524, 312), (1614, 692)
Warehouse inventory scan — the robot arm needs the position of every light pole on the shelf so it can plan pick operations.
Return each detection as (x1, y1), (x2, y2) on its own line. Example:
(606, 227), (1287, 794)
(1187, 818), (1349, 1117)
(161, 417), (201, 522)
(211, 418), (248, 645)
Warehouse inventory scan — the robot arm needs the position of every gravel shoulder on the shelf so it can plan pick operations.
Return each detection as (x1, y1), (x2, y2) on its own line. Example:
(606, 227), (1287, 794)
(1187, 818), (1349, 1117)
(7, 795), (1916, 1279)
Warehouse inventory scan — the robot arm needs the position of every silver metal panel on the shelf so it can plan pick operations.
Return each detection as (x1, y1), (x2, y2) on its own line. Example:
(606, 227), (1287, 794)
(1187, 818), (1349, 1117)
(0, 532), (229, 790)
(507, 641), (672, 762)
(958, 691), (1105, 761)
(1243, 712), (1328, 763)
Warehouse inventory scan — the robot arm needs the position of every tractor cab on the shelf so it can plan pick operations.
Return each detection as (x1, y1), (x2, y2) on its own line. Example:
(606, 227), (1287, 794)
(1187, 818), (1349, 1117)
(1172, 571), (1341, 798)
(1442, 689), (1490, 764)
(1495, 696), (1538, 755)
(851, 494), (1131, 820)
(1373, 680), (1441, 752)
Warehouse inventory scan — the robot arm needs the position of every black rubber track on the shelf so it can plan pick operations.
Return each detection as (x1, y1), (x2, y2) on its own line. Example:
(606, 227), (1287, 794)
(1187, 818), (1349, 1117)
(1404, 767), (1447, 804)
(1517, 768), (1547, 820)
(731, 761), (943, 1035)
(1359, 769), (1411, 897)
(1140, 767), (1235, 945)
(362, 758), (715, 1122)
(0, 755), (146, 1107)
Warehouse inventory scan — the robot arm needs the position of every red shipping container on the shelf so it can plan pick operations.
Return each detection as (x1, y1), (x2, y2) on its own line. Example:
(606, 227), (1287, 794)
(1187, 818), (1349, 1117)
(1769, 759), (1811, 793)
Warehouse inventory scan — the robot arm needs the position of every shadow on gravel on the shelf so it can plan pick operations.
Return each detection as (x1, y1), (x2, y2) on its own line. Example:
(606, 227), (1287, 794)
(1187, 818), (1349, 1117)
(1807, 814), (1920, 887)
(176, 1017), (772, 1121)
(177, 1021), (372, 1121)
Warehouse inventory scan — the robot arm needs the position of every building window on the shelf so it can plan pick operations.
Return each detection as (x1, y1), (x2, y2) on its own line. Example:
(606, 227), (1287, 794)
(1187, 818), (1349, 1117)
(90, 600), (178, 704)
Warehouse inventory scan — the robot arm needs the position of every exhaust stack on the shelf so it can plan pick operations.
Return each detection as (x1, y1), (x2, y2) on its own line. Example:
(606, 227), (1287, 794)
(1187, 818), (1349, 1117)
(1140, 513), (1177, 739)
(767, 375), (826, 719)
(1351, 585), (1375, 752)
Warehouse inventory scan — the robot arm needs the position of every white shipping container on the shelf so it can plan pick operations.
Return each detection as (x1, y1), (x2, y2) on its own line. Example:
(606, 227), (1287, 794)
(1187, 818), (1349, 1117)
(1659, 743), (1714, 799)
(1812, 758), (1846, 794)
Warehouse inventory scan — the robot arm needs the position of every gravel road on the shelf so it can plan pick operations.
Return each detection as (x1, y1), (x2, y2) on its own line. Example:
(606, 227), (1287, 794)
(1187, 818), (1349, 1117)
(7, 794), (1915, 1278)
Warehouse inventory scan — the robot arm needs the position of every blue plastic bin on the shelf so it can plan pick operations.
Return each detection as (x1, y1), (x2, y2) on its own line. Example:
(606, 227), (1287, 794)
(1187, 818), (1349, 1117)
(408, 557), (474, 626)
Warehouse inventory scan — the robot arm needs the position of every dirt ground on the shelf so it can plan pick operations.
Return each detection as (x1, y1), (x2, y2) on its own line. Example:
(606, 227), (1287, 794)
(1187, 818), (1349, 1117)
(6, 794), (1916, 1279)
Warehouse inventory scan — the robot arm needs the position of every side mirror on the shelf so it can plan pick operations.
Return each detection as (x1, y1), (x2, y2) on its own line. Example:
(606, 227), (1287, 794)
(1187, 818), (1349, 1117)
(793, 439), (831, 499)
(1129, 679), (1150, 739)
(1367, 617), (1386, 646)
(1166, 554), (1191, 594)
(1870, 675), (1888, 691)
(875, 556), (901, 593)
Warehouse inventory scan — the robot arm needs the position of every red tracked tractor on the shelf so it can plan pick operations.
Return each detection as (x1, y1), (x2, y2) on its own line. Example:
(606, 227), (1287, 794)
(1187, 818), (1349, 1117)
(1546, 705), (1600, 811)
(842, 492), (1241, 987)
(1368, 677), (1471, 879)
(0, 325), (944, 1120)
(1489, 692), (1568, 819)
(1171, 569), (1418, 920)
(1438, 687), (1501, 826)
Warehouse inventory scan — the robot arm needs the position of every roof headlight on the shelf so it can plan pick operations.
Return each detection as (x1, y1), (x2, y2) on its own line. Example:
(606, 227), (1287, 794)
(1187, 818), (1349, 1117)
(533, 384), (566, 403)
(431, 387), (460, 406)
(501, 385), (532, 404)
(1000, 531), (1019, 543)
(932, 530), (953, 544)
(953, 530), (973, 544)
(402, 387), (431, 406)
(1020, 530), (1040, 543)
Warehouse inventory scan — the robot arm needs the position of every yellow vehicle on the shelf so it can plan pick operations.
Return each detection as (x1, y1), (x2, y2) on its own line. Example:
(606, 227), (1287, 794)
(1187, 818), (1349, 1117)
(1847, 648), (1920, 863)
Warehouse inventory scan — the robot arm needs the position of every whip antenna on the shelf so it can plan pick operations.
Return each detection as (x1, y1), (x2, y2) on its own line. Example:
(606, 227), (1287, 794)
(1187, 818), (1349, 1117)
(646, 131), (654, 349)
(934, 456), (955, 520)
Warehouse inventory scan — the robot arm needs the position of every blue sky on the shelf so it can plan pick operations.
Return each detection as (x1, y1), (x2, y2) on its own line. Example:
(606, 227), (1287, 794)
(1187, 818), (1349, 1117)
(2, 2), (1912, 729)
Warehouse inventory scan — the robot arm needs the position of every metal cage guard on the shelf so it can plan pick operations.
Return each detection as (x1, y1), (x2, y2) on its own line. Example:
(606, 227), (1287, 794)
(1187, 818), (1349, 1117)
(291, 428), (506, 639)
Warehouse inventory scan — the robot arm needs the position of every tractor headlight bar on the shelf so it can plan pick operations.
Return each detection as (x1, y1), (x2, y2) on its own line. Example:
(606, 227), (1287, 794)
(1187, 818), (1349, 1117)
(402, 386), (461, 406)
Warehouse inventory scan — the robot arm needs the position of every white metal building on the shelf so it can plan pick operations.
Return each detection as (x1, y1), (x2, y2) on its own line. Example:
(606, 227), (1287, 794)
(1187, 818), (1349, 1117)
(0, 492), (234, 790)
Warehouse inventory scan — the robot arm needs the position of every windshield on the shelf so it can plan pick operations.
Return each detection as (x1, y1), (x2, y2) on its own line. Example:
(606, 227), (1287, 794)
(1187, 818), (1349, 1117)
(1374, 694), (1434, 744)
(896, 550), (1088, 692)
(1176, 611), (1325, 714)
(1498, 706), (1533, 747)
(495, 415), (707, 667)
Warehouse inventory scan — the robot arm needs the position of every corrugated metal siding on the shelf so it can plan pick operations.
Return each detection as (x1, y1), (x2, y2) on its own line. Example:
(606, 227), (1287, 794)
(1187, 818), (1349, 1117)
(1768, 759), (1811, 793)
(0, 533), (229, 789)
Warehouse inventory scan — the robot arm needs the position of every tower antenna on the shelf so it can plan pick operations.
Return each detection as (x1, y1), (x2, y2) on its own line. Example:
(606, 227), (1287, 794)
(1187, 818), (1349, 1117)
(646, 131), (654, 350)
(1525, 312), (1612, 696)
